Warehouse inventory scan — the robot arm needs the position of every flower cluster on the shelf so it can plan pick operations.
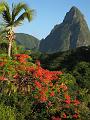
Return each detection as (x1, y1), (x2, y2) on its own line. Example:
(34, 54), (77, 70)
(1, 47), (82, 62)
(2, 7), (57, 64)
(15, 54), (29, 63)
(29, 61), (63, 102)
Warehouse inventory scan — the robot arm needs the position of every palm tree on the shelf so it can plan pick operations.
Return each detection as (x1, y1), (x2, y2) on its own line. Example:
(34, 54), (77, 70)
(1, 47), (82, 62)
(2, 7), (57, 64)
(0, 2), (34, 57)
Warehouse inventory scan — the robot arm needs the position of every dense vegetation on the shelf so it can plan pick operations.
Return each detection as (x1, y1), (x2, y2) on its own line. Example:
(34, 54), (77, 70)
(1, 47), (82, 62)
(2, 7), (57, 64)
(37, 46), (90, 119)
(39, 46), (90, 71)
(0, 53), (89, 120)
(39, 46), (90, 92)
(0, 42), (90, 119)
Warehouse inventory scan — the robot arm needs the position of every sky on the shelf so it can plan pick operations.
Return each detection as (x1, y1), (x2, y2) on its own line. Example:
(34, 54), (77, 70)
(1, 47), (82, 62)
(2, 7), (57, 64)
(6, 0), (90, 40)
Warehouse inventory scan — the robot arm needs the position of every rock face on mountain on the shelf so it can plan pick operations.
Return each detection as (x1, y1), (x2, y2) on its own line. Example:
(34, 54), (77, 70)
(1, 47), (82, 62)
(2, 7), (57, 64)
(39, 6), (90, 53)
(15, 33), (40, 50)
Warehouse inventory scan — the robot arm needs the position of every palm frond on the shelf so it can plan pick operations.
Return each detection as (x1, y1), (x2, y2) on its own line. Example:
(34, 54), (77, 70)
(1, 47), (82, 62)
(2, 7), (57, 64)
(0, 2), (34, 28)
(13, 9), (34, 27)
(12, 3), (28, 21)
(1, 2), (12, 26)
(0, 2), (5, 13)
(25, 9), (34, 22)
(0, 29), (7, 36)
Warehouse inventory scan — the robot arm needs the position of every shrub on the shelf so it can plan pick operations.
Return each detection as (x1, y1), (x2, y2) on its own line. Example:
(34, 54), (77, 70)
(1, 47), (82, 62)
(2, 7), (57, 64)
(0, 53), (83, 119)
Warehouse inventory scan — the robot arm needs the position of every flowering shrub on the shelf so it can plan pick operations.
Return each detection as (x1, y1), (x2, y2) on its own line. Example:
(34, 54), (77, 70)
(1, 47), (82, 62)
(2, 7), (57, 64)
(0, 54), (81, 119)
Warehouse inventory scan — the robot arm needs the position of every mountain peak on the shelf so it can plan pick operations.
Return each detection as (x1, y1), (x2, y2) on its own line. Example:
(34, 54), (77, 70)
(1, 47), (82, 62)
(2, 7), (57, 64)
(63, 6), (83, 24)
(70, 6), (79, 11)
(39, 7), (90, 53)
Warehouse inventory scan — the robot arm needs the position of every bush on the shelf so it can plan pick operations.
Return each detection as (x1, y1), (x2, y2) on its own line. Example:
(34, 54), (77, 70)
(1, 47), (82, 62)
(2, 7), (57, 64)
(0, 53), (88, 119)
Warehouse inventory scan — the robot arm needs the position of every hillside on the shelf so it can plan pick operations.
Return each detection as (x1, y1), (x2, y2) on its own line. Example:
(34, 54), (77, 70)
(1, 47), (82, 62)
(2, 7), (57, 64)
(39, 6), (90, 53)
(15, 33), (40, 50)
(39, 46), (90, 71)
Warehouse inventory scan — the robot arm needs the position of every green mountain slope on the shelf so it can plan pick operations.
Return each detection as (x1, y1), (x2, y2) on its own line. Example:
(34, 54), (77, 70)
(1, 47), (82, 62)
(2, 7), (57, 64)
(15, 33), (40, 50)
(39, 6), (90, 53)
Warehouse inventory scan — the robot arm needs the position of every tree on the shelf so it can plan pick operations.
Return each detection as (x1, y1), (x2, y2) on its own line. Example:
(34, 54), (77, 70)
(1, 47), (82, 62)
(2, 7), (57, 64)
(0, 1), (34, 57)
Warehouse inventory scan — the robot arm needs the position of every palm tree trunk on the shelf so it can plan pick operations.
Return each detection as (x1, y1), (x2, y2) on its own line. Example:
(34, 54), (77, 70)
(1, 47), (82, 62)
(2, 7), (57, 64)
(8, 40), (12, 57)
(7, 28), (14, 57)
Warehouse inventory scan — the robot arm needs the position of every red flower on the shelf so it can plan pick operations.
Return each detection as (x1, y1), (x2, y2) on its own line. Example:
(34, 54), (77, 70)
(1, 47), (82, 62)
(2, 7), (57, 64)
(13, 74), (19, 79)
(73, 99), (80, 106)
(64, 95), (70, 100)
(50, 91), (55, 97)
(52, 116), (61, 120)
(0, 62), (5, 67)
(0, 76), (8, 81)
(73, 114), (78, 118)
(65, 105), (70, 108)
(34, 81), (42, 89)
(49, 82), (53, 87)
(40, 95), (47, 102)
(60, 83), (68, 91)
(26, 66), (35, 73)
(65, 99), (71, 104)
(63, 113), (67, 118)
(15, 54), (29, 63)
(64, 94), (71, 104)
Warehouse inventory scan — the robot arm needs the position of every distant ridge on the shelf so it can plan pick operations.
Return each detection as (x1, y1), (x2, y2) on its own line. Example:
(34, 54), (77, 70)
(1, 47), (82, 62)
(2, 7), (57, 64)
(39, 6), (90, 53)
(15, 33), (40, 50)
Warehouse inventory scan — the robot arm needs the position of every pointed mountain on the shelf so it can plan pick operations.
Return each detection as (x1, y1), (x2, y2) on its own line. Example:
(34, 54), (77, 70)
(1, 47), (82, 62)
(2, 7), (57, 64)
(39, 6), (90, 53)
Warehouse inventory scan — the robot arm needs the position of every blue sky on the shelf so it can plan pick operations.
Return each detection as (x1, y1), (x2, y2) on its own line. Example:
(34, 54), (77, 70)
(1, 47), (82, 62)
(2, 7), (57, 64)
(7, 0), (90, 40)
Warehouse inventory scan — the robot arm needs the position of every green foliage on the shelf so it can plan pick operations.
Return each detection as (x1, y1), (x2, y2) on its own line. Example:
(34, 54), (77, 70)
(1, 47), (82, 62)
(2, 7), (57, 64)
(0, 102), (16, 120)
(60, 73), (77, 93)
(73, 62), (90, 91)
(40, 46), (90, 71)
(79, 102), (90, 120)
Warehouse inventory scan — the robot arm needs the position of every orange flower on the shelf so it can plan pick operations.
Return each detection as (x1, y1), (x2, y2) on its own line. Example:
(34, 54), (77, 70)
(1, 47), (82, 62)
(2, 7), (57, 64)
(15, 54), (29, 63)
(64, 94), (71, 104)
(40, 95), (47, 102)
(60, 83), (68, 91)
(0, 76), (8, 81)
(49, 82), (53, 87)
(65, 99), (71, 104)
(64, 94), (70, 100)
(73, 114), (78, 118)
(26, 66), (35, 73)
(13, 74), (19, 79)
(52, 116), (61, 120)
(62, 113), (67, 118)
(50, 91), (55, 97)
(34, 81), (42, 89)
(0, 62), (5, 67)
(73, 99), (80, 106)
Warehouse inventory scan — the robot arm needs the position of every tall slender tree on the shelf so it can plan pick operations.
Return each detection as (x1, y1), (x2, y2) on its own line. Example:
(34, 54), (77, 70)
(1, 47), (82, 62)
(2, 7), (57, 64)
(0, 2), (34, 57)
